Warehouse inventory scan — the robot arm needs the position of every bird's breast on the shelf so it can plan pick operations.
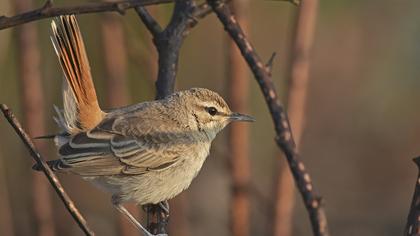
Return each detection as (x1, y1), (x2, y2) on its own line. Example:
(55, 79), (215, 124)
(154, 142), (210, 201)
(165, 142), (210, 189)
(88, 142), (212, 205)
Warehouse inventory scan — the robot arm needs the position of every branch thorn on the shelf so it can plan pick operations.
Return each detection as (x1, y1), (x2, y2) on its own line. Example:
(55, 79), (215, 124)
(115, 3), (127, 15)
(42, 0), (53, 10)
(266, 52), (277, 75)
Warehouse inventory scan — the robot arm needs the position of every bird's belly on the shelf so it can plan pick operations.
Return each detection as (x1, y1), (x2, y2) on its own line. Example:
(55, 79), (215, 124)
(87, 145), (210, 205)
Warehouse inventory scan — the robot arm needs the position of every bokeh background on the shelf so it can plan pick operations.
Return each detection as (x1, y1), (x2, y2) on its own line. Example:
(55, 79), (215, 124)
(1, 0), (420, 236)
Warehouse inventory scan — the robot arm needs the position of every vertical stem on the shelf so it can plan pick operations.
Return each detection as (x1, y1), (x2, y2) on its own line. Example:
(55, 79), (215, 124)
(169, 195), (190, 236)
(14, 0), (55, 235)
(286, 0), (318, 147)
(273, 164), (295, 236)
(274, 1), (318, 235)
(0, 158), (15, 236)
(101, 12), (142, 236)
(227, 1), (250, 236)
(102, 14), (130, 108)
(153, 0), (194, 99)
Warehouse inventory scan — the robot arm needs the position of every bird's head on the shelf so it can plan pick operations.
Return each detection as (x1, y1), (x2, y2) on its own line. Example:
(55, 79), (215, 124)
(176, 88), (255, 139)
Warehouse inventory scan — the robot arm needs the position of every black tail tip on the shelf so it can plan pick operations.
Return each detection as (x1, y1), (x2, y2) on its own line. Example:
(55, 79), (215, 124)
(32, 160), (67, 172)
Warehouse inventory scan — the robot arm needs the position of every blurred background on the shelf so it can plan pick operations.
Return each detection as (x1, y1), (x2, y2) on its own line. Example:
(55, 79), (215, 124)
(1, 0), (420, 236)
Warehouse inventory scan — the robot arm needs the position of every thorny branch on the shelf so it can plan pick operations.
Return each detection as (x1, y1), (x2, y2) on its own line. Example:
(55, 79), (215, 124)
(207, 1), (329, 236)
(0, 0), (172, 30)
(405, 157), (420, 236)
(0, 104), (95, 236)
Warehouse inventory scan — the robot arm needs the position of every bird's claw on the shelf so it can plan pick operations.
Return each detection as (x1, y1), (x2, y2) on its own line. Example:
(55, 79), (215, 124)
(159, 201), (170, 214)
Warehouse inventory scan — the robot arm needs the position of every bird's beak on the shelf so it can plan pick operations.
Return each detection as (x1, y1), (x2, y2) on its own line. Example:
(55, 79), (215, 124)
(228, 112), (256, 122)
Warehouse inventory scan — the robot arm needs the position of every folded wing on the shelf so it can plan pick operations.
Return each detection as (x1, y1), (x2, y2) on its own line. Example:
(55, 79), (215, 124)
(54, 115), (187, 176)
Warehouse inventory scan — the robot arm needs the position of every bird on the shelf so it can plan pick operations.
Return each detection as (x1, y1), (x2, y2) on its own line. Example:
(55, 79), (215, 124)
(33, 15), (255, 236)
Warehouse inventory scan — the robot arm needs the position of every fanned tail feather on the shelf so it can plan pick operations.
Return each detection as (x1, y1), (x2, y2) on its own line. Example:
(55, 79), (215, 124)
(50, 15), (103, 134)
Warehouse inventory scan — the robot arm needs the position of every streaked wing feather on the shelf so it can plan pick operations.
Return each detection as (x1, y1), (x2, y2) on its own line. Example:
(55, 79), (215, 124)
(112, 134), (181, 169)
(57, 116), (184, 176)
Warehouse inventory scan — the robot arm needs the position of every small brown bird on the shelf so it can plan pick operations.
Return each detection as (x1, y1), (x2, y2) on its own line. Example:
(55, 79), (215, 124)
(34, 15), (254, 236)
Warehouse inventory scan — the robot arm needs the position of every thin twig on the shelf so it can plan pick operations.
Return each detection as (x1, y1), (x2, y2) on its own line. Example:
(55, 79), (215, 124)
(0, 104), (95, 236)
(274, 1), (318, 235)
(135, 1), (217, 40)
(135, 7), (162, 36)
(268, 0), (300, 6)
(207, 1), (329, 236)
(405, 157), (420, 236)
(0, 0), (172, 30)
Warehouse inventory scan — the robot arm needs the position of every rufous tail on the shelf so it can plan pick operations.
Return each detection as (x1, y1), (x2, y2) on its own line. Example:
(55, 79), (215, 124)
(51, 15), (103, 134)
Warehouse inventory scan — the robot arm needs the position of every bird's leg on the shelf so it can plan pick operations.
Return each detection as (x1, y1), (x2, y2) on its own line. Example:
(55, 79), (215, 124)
(159, 201), (170, 215)
(112, 199), (163, 236)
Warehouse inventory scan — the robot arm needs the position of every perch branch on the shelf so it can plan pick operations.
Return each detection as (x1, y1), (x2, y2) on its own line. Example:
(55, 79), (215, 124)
(0, 0), (172, 30)
(207, 1), (329, 236)
(136, 0), (213, 99)
(0, 104), (95, 236)
(135, 0), (227, 232)
(405, 157), (420, 236)
(135, 0), (202, 234)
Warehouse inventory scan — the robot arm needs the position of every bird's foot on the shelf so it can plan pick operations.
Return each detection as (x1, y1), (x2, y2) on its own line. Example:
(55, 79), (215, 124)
(159, 201), (170, 215)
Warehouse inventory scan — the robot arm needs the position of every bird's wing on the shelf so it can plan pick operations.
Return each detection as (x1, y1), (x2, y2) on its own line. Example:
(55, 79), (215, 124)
(57, 115), (191, 176)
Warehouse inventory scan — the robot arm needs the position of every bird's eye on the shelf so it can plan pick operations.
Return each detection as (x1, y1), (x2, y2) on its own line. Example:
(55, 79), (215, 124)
(206, 107), (218, 116)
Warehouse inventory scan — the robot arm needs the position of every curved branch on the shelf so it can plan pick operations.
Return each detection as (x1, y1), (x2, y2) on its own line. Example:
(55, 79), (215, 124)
(0, 104), (95, 236)
(207, 1), (329, 236)
(0, 0), (172, 30)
